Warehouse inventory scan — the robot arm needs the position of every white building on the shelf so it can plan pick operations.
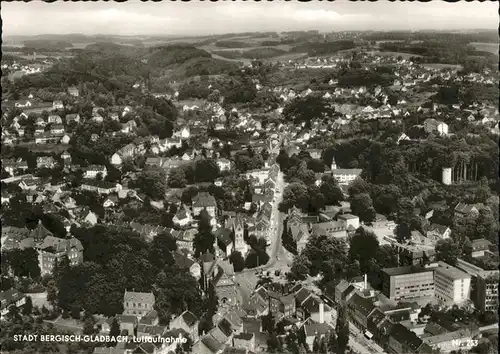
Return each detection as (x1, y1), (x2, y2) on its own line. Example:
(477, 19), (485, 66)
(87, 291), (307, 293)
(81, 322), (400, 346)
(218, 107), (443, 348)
(331, 168), (363, 186)
(424, 119), (449, 136)
(434, 262), (471, 306)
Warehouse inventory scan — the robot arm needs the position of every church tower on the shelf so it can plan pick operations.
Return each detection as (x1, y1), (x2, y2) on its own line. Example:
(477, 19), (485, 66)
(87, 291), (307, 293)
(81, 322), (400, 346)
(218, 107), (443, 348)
(331, 157), (337, 171)
(233, 215), (248, 255)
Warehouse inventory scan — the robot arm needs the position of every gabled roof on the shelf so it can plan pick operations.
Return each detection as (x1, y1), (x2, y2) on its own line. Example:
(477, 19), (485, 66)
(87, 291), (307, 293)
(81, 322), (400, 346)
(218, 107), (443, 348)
(123, 291), (155, 305)
(173, 252), (196, 269)
(347, 293), (375, 317)
(215, 228), (233, 247)
(175, 310), (198, 327)
(303, 322), (333, 337)
(389, 323), (423, 352)
(192, 192), (217, 208)
(295, 287), (312, 305)
(0, 288), (26, 311)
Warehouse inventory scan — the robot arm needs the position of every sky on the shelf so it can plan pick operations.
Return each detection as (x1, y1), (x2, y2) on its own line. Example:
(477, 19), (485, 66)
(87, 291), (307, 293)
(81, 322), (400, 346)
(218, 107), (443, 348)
(2, 0), (498, 37)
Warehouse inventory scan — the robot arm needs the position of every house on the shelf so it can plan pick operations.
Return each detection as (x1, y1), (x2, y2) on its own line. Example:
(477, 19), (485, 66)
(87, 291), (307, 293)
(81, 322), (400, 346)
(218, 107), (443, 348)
(36, 156), (56, 169)
(232, 333), (255, 353)
(215, 228), (234, 257)
(68, 86), (79, 97)
(173, 251), (201, 280)
(83, 165), (108, 179)
(337, 214), (360, 230)
(311, 221), (347, 239)
(53, 100), (64, 110)
(216, 158), (232, 172)
(454, 203), (482, 219)
(388, 323), (432, 354)
(170, 310), (199, 342)
(83, 211), (98, 226)
(60, 134), (71, 144)
(36, 236), (84, 275)
(114, 314), (138, 335)
(288, 223), (310, 253)
(173, 205), (194, 228)
(471, 238), (491, 258)
(423, 119), (448, 136)
(65, 113), (80, 124)
(0, 289), (26, 318)
(122, 291), (155, 320)
(301, 321), (333, 349)
(422, 328), (476, 353)
(80, 180), (120, 195)
(15, 99), (32, 108)
(174, 228), (198, 255)
(426, 224), (451, 243)
(47, 115), (63, 124)
(103, 196), (118, 209)
(129, 223), (167, 241)
(111, 143), (137, 166)
(331, 168), (363, 186)
(346, 292), (376, 330)
(192, 192), (218, 218)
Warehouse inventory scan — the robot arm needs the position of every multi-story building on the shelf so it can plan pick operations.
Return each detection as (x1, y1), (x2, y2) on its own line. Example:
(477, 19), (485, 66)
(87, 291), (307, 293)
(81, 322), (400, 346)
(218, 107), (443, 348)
(423, 119), (449, 136)
(122, 291), (155, 320)
(381, 266), (435, 301)
(456, 259), (499, 312)
(192, 192), (218, 218)
(331, 168), (363, 186)
(434, 262), (471, 306)
(36, 236), (84, 275)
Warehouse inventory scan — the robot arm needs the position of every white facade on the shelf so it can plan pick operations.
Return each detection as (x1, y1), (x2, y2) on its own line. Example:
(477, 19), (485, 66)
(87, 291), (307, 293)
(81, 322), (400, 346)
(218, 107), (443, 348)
(442, 167), (452, 185)
(434, 263), (471, 306)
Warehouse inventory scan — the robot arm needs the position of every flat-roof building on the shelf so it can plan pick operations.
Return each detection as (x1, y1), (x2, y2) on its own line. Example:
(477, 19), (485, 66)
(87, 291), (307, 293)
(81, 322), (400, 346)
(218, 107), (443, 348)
(381, 266), (435, 301)
(434, 262), (471, 306)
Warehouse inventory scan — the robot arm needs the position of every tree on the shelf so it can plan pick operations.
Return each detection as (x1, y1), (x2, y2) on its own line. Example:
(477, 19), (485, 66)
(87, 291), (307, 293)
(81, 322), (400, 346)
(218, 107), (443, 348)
(194, 159), (220, 183)
(46, 280), (58, 308)
(136, 168), (167, 199)
(289, 253), (311, 280)
(336, 305), (350, 354)
(436, 239), (459, 266)
(395, 223), (411, 243)
(167, 168), (187, 188)
(327, 330), (338, 353)
(83, 315), (96, 335)
(349, 228), (380, 274)
(350, 193), (376, 224)
(109, 317), (120, 342)
(320, 175), (344, 206)
(348, 177), (370, 196)
(276, 149), (290, 171)
(267, 333), (281, 353)
(283, 95), (334, 127)
(194, 210), (215, 257)
(229, 251), (245, 272)
(22, 296), (33, 316)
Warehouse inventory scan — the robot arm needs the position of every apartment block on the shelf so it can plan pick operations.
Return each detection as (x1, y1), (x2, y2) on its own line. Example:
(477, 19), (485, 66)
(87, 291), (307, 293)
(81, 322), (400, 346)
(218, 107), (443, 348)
(381, 266), (434, 301)
(434, 262), (471, 306)
(455, 259), (499, 312)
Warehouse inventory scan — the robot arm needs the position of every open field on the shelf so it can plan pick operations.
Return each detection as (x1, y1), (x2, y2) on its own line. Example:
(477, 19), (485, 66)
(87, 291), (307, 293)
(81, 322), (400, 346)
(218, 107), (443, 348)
(17, 142), (69, 154)
(368, 51), (422, 59)
(422, 63), (463, 70)
(265, 52), (308, 63)
(470, 42), (499, 56)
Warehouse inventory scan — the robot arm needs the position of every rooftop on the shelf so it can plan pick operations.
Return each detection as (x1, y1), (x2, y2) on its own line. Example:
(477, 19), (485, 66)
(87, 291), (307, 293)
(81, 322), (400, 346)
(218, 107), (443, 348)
(382, 265), (434, 277)
(435, 262), (471, 280)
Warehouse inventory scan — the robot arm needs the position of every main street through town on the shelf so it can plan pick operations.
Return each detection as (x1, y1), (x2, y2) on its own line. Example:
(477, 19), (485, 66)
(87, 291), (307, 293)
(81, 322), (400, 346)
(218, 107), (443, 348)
(234, 168), (386, 354)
